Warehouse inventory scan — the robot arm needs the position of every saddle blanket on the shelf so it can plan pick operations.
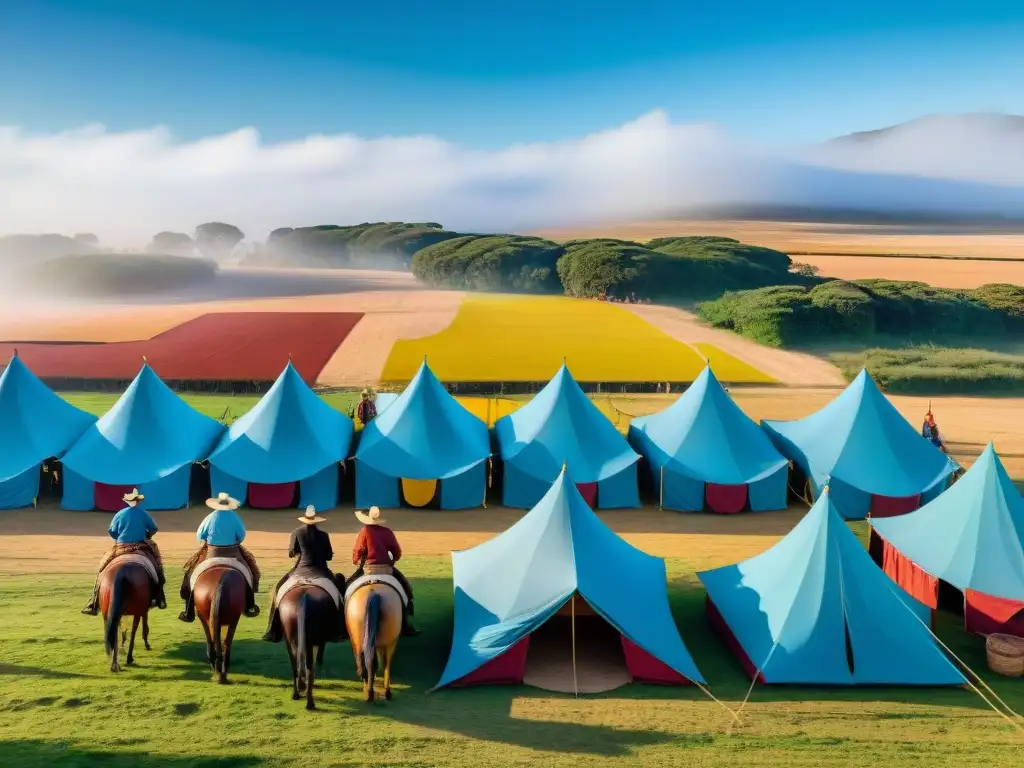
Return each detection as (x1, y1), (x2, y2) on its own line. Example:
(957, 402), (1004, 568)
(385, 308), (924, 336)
(344, 573), (408, 607)
(190, 557), (254, 592)
(274, 576), (342, 610)
(106, 553), (159, 584)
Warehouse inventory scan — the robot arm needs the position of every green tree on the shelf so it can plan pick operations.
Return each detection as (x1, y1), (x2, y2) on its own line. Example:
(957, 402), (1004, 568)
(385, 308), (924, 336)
(194, 222), (245, 261)
(146, 231), (195, 256)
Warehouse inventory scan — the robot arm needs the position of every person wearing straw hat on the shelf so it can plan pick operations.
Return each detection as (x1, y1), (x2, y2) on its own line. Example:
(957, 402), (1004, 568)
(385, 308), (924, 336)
(82, 488), (168, 615)
(179, 492), (261, 623)
(262, 505), (348, 643)
(349, 506), (418, 636)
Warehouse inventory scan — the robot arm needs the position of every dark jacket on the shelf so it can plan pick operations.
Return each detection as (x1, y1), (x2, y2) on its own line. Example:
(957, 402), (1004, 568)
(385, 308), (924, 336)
(289, 524), (335, 579)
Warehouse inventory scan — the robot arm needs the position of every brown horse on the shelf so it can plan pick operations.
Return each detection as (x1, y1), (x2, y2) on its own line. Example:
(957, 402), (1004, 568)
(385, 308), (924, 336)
(344, 584), (403, 702)
(279, 586), (340, 710)
(194, 567), (247, 684)
(100, 561), (152, 673)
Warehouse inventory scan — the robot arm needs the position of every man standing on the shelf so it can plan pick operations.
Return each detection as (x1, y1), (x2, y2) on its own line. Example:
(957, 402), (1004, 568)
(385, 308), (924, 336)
(179, 493), (261, 623)
(356, 388), (377, 426)
(82, 489), (167, 614)
(350, 506), (418, 636)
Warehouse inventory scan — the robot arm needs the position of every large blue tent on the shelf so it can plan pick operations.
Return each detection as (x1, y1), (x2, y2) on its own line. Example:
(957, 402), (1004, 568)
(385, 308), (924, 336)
(61, 364), (224, 511)
(871, 443), (1024, 636)
(355, 360), (490, 510)
(208, 362), (353, 510)
(629, 366), (788, 513)
(0, 354), (96, 509)
(494, 364), (639, 509)
(698, 487), (966, 685)
(434, 469), (704, 691)
(762, 369), (957, 520)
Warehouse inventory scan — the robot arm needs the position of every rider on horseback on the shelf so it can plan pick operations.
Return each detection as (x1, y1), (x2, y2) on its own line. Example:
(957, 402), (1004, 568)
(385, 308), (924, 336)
(82, 488), (167, 615)
(262, 505), (348, 643)
(179, 493), (261, 623)
(348, 506), (418, 636)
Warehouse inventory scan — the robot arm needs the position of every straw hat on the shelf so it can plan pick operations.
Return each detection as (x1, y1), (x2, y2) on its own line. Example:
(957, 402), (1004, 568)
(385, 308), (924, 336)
(354, 506), (385, 526)
(123, 488), (144, 503)
(206, 492), (240, 511)
(298, 505), (326, 525)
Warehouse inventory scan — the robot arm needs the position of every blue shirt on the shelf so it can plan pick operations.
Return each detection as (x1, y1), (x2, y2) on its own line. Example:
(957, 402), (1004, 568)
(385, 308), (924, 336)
(197, 510), (247, 547)
(108, 505), (158, 545)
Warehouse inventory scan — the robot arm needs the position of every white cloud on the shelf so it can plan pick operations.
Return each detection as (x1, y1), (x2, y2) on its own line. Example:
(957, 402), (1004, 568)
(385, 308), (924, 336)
(1, 110), (1022, 247)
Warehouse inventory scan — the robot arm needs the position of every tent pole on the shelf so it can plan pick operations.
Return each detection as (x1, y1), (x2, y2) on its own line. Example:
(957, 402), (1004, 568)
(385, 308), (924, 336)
(659, 465), (664, 511)
(571, 593), (578, 698)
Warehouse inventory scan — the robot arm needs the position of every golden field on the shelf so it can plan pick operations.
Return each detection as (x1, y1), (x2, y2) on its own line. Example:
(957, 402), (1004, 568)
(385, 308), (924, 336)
(381, 294), (775, 384)
(794, 254), (1024, 289)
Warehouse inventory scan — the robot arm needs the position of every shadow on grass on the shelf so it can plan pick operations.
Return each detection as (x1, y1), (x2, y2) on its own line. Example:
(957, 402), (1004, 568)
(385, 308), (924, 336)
(0, 663), (95, 680)
(1, 740), (269, 768)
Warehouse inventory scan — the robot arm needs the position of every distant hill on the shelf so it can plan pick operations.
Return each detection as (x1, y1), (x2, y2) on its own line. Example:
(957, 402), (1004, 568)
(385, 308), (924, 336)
(829, 113), (1024, 145)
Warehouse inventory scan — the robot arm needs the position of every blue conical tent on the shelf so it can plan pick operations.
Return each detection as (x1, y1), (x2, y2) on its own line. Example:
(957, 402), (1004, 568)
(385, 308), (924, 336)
(698, 488), (966, 686)
(872, 444), (1024, 603)
(762, 369), (957, 520)
(629, 366), (788, 513)
(355, 361), (489, 509)
(494, 364), (639, 509)
(434, 469), (704, 691)
(207, 362), (354, 510)
(61, 364), (224, 510)
(0, 354), (96, 508)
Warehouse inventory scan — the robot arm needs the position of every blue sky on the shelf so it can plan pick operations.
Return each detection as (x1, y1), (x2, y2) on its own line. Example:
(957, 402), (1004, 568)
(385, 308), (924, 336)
(2, 0), (1023, 146)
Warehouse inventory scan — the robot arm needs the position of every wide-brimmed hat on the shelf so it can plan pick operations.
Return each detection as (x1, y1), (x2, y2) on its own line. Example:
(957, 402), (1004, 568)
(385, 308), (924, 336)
(206, 492), (240, 511)
(298, 505), (326, 525)
(354, 506), (385, 526)
(123, 488), (144, 503)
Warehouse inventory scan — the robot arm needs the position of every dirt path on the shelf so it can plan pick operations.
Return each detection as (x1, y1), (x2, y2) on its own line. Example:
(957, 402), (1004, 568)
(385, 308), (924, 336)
(626, 304), (846, 386)
(0, 504), (805, 576)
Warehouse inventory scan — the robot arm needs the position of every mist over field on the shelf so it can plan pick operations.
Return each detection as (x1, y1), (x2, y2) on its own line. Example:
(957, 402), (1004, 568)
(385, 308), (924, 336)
(1, 112), (1023, 247)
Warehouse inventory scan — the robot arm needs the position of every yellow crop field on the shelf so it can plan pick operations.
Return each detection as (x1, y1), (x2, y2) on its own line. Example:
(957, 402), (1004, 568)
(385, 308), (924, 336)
(382, 294), (770, 383)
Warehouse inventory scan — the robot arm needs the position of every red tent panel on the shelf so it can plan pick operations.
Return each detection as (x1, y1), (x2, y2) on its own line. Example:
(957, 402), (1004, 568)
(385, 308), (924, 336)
(705, 597), (765, 683)
(705, 483), (748, 514)
(575, 482), (597, 509)
(881, 539), (939, 609)
(95, 482), (135, 512)
(620, 636), (690, 684)
(870, 493), (921, 518)
(248, 481), (297, 509)
(452, 637), (530, 686)
(965, 591), (1024, 637)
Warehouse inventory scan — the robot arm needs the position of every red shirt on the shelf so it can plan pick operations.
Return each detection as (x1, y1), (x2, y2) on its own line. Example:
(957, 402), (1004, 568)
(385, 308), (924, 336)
(352, 525), (402, 566)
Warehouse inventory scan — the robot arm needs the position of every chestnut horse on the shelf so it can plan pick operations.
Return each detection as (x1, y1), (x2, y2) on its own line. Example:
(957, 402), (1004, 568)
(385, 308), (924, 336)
(279, 585), (340, 710)
(100, 561), (152, 673)
(344, 583), (403, 702)
(194, 567), (247, 684)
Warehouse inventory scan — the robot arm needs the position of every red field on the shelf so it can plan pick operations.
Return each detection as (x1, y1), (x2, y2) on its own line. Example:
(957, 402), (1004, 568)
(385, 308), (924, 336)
(0, 312), (363, 383)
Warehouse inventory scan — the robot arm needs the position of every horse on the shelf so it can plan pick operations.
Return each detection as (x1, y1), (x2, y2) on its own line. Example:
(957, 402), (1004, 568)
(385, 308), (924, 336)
(100, 561), (152, 673)
(194, 567), (247, 684)
(279, 585), (340, 710)
(345, 583), (403, 702)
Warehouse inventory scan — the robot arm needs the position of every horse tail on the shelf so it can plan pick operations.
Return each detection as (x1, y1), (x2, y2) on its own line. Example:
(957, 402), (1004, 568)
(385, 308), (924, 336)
(211, 572), (227, 663)
(362, 591), (381, 675)
(296, 592), (310, 675)
(104, 568), (128, 655)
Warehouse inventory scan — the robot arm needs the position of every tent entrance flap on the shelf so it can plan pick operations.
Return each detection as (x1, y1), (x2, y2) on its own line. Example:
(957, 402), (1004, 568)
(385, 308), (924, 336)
(522, 611), (630, 694)
(401, 478), (438, 508)
(95, 482), (136, 512)
(249, 481), (297, 509)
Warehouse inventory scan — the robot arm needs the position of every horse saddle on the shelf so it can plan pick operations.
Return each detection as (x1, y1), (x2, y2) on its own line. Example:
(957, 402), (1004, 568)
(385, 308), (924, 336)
(106, 553), (159, 584)
(273, 575), (343, 610)
(344, 570), (408, 608)
(190, 557), (254, 592)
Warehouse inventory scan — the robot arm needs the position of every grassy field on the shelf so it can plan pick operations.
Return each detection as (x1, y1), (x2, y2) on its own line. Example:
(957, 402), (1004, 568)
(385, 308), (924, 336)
(380, 295), (772, 384)
(3, 551), (1023, 768)
(831, 347), (1024, 395)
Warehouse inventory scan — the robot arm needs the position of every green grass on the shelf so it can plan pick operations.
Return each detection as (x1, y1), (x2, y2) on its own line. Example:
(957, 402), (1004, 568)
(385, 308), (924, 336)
(59, 393), (360, 422)
(2, 553), (1022, 768)
(831, 346), (1024, 395)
